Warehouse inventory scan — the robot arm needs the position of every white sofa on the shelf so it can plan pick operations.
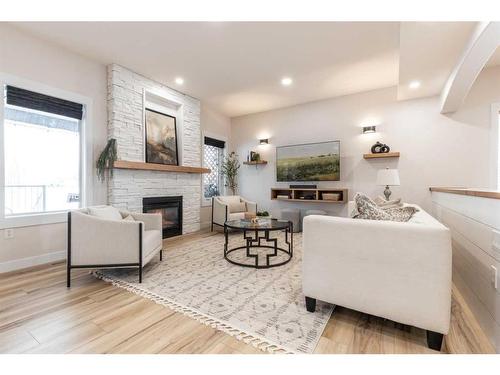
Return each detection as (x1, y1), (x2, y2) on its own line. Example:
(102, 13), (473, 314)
(67, 206), (163, 287)
(302, 203), (452, 351)
(211, 195), (257, 231)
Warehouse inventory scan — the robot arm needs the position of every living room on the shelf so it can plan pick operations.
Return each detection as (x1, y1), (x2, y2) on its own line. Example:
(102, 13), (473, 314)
(1, 1), (500, 372)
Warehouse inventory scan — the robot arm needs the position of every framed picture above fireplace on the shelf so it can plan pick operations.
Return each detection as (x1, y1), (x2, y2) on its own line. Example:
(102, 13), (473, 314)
(145, 108), (179, 165)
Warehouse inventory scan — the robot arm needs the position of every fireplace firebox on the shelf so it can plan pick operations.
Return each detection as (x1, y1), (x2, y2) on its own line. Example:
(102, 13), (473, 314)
(143, 196), (182, 238)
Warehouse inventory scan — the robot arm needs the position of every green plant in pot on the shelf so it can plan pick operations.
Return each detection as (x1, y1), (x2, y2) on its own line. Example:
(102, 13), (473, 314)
(256, 211), (270, 217)
(221, 151), (240, 195)
(96, 138), (117, 181)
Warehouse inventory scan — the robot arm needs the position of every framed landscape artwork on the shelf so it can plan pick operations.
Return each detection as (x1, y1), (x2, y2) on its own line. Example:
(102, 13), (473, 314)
(145, 108), (178, 165)
(276, 140), (340, 181)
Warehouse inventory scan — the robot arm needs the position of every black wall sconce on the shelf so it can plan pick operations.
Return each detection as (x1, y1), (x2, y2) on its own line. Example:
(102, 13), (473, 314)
(259, 138), (269, 145)
(362, 126), (376, 134)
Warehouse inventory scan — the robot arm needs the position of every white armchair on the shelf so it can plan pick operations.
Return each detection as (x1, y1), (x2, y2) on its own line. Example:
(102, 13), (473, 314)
(67, 205), (163, 287)
(211, 196), (257, 231)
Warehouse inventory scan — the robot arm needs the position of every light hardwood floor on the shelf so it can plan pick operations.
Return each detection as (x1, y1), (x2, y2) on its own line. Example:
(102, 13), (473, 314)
(0, 230), (495, 354)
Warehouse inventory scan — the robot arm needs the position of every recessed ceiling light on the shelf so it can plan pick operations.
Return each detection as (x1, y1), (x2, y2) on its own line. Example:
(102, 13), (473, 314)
(408, 80), (421, 89)
(175, 77), (184, 85)
(281, 77), (293, 86)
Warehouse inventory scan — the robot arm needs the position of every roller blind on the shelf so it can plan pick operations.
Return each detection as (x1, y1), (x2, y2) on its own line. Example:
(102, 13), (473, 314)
(204, 136), (225, 149)
(6, 85), (84, 120)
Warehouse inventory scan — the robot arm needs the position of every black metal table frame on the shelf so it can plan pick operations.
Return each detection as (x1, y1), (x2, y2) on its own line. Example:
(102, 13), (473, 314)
(224, 221), (293, 269)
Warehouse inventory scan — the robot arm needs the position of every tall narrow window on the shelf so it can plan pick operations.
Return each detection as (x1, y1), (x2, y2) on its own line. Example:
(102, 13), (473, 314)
(3, 85), (83, 216)
(203, 136), (225, 201)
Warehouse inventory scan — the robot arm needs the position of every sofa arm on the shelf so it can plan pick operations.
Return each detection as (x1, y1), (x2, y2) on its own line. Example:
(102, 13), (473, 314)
(212, 197), (228, 226)
(302, 215), (452, 334)
(122, 211), (161, 232)
(241, 198), (257, 214)
(69, 211), (142, 266)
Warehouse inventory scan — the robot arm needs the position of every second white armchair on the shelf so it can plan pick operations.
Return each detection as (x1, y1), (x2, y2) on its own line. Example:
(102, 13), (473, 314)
(211, 196), (257, 231)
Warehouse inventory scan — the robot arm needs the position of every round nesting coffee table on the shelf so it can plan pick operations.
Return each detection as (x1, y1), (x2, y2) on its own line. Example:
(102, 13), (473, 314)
(224, 218), (293, 269)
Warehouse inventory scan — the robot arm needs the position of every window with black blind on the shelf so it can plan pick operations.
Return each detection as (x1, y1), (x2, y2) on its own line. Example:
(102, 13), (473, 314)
(203, 136), (225, 200)
(3, 85), (84, 216)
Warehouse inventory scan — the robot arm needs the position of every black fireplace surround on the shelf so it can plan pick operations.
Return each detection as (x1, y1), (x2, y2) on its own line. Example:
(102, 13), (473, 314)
(143, 196), (183, 238)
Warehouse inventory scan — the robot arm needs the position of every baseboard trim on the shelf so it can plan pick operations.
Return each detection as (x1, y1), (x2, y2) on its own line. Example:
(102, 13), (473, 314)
(0, 250), (66, 273)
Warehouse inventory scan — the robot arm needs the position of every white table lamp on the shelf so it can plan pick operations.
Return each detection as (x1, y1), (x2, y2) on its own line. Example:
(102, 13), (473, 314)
(376, 168), (400, 200)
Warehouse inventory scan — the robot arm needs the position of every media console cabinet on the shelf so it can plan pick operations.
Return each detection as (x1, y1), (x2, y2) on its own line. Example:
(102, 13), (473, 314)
(270, 188), (348, 204)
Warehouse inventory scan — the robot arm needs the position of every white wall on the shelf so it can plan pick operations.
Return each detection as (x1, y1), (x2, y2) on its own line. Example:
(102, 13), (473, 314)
(201, 104), (232, 139)
(447, 65), (500, 188)
(0, 24), (108, 270)
(200, 104), (231, 228)
(230, 67), (500, 218)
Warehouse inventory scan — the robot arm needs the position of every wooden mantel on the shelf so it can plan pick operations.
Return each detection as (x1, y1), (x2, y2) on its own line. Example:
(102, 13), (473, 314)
(113, 160), (210, 174)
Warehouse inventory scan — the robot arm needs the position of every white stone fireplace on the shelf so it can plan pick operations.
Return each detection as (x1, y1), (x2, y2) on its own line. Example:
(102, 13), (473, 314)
(107, 64), (202, 234)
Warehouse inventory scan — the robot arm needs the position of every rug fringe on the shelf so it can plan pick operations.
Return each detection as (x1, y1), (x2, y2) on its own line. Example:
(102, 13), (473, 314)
(93, 271), (294, 354)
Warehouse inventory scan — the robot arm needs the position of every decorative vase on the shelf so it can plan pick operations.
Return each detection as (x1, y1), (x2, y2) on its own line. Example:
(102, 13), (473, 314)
(371, 142), (391, 154)
(371, 141), (384, 154)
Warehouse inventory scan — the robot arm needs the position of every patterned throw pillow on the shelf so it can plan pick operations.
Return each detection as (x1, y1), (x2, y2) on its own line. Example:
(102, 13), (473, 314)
(352, 193), (418, 222)
(352, 193), (392, 220)
(383, 206), (419, 222)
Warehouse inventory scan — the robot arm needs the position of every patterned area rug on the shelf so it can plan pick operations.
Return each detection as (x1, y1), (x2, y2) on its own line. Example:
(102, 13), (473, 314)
(94, 232), (334, 353)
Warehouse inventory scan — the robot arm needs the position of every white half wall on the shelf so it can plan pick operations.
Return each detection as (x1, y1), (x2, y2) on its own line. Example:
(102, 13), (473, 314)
(230, 67), (500, 218)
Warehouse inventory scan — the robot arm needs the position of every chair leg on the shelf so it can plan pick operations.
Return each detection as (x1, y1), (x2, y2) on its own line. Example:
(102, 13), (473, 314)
(305, 296), (316, 312)
(426, 330), (444, 351)
(160, 250), (163, 261)
(139, 267), (143, 283)
(67, 267), (71, 288)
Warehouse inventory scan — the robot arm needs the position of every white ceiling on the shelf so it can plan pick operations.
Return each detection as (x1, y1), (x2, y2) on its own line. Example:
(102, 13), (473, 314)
(398, 22), (477, 101)
(10, 22), (492, 117)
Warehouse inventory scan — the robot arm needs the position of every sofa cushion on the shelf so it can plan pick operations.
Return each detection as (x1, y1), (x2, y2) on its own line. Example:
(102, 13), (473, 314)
(221, 196), (246, 213)
(383, 206), (419, 222)
(228, 212), (246, 221)
(88, 206), (123, 221)
(353, 193), (417, 222)
(123, 215), (135, 221)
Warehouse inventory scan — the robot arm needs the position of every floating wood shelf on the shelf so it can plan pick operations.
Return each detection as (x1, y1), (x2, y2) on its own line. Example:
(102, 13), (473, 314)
(363, 152), (400, 159)
(243, 161), (268, 165)
(271, 188), (348, 204)
(113, 160), (211, 174)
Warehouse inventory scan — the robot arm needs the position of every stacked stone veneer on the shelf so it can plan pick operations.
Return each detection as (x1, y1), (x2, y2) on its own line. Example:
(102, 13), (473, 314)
(107, 64), (201, 234)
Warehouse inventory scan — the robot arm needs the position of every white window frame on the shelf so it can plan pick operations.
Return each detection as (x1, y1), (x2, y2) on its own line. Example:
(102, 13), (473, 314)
(491, 103), (500, 189)
(201, 131), (228, 207)
(0, 73), (93, 229)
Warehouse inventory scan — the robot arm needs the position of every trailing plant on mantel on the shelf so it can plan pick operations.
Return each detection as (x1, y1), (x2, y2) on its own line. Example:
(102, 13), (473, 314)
(221, 151), (240, 195)
(96, 138), (117, 181)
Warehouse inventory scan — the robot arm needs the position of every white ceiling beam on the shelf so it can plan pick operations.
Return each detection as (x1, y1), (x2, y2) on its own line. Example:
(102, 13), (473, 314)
(440, 22), (500, 114)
